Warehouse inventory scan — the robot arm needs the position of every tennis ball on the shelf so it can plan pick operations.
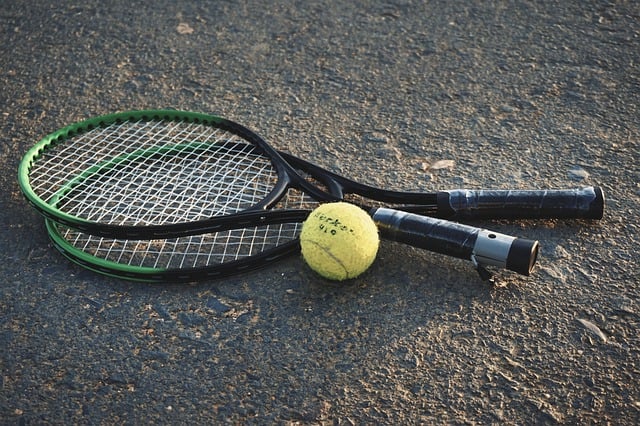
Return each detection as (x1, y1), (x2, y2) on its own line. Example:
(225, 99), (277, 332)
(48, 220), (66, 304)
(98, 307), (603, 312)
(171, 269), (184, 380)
(300, 202), (379, 281)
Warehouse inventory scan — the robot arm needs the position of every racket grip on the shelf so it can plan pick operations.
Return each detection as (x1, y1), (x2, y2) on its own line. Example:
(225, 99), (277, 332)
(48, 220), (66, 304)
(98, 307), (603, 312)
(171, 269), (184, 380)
(371, 207), (539, 276)
(436, 187), (604, 220)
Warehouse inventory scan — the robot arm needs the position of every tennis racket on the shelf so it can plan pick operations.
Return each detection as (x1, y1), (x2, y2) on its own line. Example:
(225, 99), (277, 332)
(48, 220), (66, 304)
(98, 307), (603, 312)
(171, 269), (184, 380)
(18, 110), (600, 281)
(42, 163), (537, 282)
(18, 109), (604, 237)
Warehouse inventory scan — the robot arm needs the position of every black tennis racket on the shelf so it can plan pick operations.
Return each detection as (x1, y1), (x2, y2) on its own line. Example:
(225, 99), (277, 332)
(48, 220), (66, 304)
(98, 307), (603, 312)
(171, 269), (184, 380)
(43, 159), (537, 283)
(18, 109), (604, 237)
(18, 110), (602, 281)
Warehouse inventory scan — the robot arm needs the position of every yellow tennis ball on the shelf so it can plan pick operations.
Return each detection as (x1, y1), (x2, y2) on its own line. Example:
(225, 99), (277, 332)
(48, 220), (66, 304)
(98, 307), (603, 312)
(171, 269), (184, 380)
(300, 202), (379, 281)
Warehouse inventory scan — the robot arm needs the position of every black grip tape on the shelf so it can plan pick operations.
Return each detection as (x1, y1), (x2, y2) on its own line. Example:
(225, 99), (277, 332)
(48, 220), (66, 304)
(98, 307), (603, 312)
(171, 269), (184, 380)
(437, 187), (605, 220)
(372, 208), (478, 261)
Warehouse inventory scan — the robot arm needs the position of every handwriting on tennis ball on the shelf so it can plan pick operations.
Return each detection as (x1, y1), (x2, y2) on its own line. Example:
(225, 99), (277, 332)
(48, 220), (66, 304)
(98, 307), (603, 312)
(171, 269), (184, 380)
(313, 213), (355, 236)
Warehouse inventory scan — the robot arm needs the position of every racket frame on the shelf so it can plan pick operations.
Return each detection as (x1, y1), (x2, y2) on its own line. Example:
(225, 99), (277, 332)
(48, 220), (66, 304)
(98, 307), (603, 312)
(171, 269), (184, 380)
(20, 110), (603, 240)
(19, 110), (332, 238)
(44, 209), (311, 282)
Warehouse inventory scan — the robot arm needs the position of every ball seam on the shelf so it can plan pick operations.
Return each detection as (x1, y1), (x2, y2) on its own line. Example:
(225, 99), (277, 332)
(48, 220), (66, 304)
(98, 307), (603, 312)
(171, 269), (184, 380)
(302, 239), (350, 279)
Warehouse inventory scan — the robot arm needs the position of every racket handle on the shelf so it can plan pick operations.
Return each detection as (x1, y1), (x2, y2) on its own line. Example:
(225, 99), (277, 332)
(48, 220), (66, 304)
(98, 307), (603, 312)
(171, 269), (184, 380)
(371, 207), (539, 276)
(436, 187), (604, 220)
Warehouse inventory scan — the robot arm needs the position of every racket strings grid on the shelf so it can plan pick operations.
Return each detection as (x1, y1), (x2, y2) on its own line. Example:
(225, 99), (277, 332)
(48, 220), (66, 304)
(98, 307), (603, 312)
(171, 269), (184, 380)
(57, 224), (302, 269)
(45, 188), (319, 279)
(29, 118), (281, 226)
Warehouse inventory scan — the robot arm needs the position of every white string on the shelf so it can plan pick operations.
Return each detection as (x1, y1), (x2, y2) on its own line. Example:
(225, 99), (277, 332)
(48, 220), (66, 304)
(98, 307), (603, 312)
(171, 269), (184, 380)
(31, 119), (278, 226)
(55, 187), (317, 270)
(33, 117), (331, 272)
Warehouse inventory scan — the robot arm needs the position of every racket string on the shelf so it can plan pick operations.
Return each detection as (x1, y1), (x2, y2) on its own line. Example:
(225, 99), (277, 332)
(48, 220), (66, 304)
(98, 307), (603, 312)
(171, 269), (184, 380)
(31, 119), (281, 226)
(58, 225), (299, 269)
(54, 188), (317, 270)
(34, 119), (170, 201)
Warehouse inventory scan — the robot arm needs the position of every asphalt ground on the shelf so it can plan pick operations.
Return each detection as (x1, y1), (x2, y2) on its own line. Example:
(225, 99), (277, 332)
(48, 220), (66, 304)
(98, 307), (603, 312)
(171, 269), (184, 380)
(1, 1), (639, 424)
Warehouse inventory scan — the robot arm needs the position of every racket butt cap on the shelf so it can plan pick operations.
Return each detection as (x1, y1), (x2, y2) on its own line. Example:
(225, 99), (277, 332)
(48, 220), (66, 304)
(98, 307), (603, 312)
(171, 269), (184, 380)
(590, 186), (605, 220)
(473, 230), (538, 276)
(506, 238), (539, 276)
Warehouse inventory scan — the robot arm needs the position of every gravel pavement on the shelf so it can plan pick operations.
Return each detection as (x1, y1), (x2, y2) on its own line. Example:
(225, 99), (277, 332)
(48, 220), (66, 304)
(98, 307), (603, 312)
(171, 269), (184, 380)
(1, 1), (639, 424)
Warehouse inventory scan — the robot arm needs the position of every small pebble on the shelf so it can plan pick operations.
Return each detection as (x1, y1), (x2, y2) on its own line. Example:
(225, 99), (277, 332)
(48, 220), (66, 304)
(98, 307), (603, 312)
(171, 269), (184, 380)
(577, 318), (607, 343)
(206, 297), (232, 314)
(568, 166), (589, 181)
(428, 159), (455, 170)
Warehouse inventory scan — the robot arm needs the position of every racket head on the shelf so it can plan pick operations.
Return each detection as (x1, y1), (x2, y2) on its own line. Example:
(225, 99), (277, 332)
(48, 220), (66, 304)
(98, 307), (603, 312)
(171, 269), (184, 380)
(45, 213), (305, 283)
(44, 187), (319, 283)
(18, 110), (300, 238)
